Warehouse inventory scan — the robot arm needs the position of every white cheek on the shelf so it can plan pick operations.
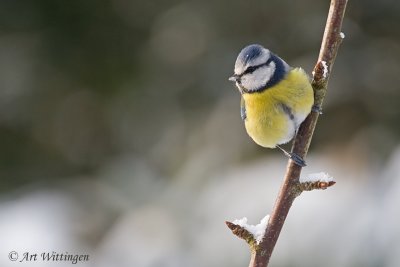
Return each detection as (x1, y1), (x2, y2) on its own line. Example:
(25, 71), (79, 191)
(241, 64), (276, 92)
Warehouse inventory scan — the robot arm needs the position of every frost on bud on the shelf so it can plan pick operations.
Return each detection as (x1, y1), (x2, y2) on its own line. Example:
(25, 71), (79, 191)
(226, 215), (270, 246)
(312, 60), (330, 83)
(299, 172), (336, 191)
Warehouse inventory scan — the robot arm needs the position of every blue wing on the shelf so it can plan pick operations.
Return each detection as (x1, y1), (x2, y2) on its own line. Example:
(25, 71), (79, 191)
(240, 96), (247, 121)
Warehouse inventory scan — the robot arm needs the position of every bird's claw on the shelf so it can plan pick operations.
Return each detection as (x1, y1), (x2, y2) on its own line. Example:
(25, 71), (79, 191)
(276, 145), (307, 167)
(289, 152), (307, 167)
(312, 105), (323, 114)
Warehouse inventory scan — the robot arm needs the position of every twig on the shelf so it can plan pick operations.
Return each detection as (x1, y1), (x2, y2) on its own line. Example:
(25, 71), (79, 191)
(226, 0), (348, 266)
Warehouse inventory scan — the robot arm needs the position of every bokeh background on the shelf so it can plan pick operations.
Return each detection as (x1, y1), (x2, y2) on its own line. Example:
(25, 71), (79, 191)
(1, 0), (400, 266)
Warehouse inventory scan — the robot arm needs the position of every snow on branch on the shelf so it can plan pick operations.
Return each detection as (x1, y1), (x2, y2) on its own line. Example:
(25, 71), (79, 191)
(299, 172), (336, 191)
(232, 215), (269, 244)
(226, 215), (270, 248)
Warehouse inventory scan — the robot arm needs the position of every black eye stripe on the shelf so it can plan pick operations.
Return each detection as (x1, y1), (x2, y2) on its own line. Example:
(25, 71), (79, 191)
(242, 65), (260, 74)
(240, 57), (273, 76)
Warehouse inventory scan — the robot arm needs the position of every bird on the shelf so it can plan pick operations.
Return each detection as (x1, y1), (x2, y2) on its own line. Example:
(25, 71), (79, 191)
(229, 44), (314, 167)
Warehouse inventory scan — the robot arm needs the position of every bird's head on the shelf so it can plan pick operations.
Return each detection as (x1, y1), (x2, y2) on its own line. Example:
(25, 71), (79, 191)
(229, 44), (289, 93)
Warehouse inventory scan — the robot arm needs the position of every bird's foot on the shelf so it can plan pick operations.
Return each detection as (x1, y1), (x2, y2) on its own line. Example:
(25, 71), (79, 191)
(276, 145), (307, 167)
(312, 105), (323, 114)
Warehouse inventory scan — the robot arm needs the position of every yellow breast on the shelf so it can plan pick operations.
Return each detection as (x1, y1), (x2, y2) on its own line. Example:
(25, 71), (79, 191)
(242, 68), (314, 148)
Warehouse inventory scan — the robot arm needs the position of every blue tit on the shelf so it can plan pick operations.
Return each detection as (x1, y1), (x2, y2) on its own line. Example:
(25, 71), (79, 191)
(229, 44), (314, 166)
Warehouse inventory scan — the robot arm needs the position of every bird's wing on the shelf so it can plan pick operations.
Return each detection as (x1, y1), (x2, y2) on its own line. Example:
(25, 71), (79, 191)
(240, 96), (247, 121)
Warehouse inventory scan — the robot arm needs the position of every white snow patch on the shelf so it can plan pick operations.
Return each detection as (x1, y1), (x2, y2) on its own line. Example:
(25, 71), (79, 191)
(232, 215), (269, 244)
(321, 61), (329, 79)
(300, 172), (334, 183)
(312, 61), (329, 78)
(340, 32), (345, 39)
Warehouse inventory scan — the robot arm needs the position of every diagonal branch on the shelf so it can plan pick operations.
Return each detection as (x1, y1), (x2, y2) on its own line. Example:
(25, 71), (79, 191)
(226, 0), (348, 266)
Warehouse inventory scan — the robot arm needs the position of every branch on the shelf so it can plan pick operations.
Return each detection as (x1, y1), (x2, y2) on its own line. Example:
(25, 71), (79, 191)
(226, 0), (348, 266)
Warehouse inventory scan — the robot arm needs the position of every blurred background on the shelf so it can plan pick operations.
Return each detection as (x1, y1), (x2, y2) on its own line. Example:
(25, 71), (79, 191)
(1, 0), (399, 266)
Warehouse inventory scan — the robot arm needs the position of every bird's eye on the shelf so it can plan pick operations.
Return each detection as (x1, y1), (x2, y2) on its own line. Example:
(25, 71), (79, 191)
(243, 66), (258, 75)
